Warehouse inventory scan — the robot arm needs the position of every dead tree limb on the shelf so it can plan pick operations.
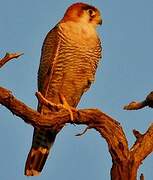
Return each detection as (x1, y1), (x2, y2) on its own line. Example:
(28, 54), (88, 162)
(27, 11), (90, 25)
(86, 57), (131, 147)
(124, 91), (153, 110)
(0, 86), (153, 180)
(0, 52), (23, 68)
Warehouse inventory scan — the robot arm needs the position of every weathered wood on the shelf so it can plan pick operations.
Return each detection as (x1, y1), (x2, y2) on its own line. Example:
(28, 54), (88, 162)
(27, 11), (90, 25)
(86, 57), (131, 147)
(0, 86), (153, 179)
(124, 91), (153, 110)
(0, 52), (23, 68)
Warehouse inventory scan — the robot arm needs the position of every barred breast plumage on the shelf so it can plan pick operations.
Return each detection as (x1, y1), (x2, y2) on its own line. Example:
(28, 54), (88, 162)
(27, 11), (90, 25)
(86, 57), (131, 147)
(25, 2), (102, 176)
(38, 22), (101, 108)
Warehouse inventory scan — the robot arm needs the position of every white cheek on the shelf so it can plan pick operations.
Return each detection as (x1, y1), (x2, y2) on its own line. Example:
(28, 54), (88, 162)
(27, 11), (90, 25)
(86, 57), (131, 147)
(60, 21), (97, 42)
(81, 25), (96, 37)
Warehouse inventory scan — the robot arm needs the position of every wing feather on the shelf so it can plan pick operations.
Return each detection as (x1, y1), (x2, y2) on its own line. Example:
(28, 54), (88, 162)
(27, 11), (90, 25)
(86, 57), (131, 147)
(38, 25), (60, 96)
(37, 25), (63, 112)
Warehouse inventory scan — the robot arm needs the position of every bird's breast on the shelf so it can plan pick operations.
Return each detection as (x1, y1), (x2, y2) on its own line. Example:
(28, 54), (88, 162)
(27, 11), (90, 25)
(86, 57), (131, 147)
(45, 23), (101, 107)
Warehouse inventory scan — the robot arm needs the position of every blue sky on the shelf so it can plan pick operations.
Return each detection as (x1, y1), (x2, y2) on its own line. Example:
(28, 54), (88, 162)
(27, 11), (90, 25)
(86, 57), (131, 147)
(0, 0), (153, 179)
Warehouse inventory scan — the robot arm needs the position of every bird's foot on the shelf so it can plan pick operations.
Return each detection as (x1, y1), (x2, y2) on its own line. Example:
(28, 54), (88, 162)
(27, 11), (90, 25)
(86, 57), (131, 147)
(36, 92), (77, 121)
(36, 92), (62, 109)
(59, 94), (77, 122)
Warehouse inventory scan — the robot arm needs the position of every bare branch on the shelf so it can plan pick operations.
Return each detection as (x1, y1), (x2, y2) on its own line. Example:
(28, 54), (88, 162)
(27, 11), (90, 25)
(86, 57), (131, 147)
(123, 101), (147, 110)
(123, 91), (153, 110)
(0, 52), (23, 68)
(0, 86), (67, 132)
(0, 86), (128, 157)
(0, 86), (152, 179)
(75, 126), (90, 136)
(130, 124), (153, 163)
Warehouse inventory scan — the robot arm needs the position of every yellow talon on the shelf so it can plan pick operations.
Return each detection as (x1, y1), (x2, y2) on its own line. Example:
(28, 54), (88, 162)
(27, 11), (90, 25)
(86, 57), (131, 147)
(59, 94), (77, 121)
(36, 92), (77, 121)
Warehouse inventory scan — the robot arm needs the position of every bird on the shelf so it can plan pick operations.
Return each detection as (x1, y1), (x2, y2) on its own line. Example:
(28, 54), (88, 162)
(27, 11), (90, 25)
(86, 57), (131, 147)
(25, 2), (102, 176)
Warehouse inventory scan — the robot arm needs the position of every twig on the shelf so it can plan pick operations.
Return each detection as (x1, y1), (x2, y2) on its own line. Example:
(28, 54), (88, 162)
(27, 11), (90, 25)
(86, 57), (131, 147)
(0, 52), (23, 68)
(75, 126), (90, 136)
(123, 91), (153, 110)
(123, 101), (147, 110)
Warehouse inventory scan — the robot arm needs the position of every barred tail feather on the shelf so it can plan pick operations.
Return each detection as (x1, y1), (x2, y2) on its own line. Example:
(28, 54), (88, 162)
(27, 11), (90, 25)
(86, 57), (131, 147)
(25, 128), (56, 176)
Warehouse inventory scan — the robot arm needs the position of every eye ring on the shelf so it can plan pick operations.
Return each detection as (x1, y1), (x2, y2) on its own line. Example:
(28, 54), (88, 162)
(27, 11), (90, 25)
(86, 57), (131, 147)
(87, 9), (96, 17)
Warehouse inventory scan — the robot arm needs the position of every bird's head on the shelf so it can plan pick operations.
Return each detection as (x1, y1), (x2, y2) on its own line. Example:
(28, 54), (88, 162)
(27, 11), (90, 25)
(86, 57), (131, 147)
(61, 2), (102, 27)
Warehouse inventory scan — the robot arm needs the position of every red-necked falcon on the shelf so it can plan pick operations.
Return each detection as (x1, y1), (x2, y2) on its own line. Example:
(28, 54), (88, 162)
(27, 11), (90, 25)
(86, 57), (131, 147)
(25, 2), (102, 176)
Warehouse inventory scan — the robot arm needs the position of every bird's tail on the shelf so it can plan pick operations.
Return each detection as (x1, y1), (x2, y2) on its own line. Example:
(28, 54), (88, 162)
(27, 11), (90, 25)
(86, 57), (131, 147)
(25, 128), (56, 176)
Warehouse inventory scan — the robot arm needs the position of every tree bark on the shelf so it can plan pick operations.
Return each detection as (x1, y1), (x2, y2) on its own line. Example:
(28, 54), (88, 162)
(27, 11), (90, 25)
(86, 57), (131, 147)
(0, 86), (153, 179)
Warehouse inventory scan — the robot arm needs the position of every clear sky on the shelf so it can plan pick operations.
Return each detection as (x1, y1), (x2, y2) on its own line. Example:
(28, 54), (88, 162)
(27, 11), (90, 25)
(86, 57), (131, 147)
(0, 0), (153, 179)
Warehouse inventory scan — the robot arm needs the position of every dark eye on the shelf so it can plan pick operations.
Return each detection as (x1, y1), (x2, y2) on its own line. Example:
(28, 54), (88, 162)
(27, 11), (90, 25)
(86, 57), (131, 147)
(87, 9), (96, 17)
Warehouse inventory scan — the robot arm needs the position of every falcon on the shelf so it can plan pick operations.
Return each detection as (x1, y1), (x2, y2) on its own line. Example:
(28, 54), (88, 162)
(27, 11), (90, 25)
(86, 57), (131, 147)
(25, 2), (102, 176)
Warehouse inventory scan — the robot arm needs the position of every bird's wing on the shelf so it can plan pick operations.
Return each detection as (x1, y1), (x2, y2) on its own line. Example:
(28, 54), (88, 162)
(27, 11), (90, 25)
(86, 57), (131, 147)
(38, 25), (60, 97)
(37, 25), (62, 112)
(25, 26), (62, 176)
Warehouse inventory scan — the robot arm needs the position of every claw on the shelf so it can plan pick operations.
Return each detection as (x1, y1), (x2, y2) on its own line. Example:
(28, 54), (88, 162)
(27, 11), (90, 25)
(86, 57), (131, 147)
(59, 94), (77, 121)
(36, 91), (77, 121)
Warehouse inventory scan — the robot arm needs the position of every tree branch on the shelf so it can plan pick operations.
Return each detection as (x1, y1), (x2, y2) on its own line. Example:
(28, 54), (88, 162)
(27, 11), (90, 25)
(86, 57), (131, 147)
(0, 52), (23, 68)
(123, 91), (153, 110)
(129, 124), (153, 177)
(0, 86), (153, 179)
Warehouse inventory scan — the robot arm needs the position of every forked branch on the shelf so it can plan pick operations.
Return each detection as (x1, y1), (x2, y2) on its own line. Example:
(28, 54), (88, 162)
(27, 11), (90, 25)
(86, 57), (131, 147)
(0, 86), (153, 180)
